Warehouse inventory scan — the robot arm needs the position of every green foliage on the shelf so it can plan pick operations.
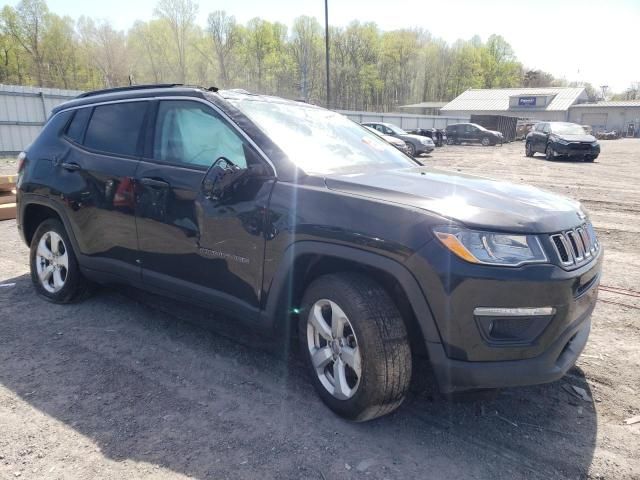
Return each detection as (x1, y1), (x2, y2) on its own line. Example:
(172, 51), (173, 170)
(0, 0), (587, 110)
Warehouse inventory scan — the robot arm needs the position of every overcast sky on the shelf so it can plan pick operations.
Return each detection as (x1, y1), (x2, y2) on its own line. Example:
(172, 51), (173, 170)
(38, 0), (640, 92)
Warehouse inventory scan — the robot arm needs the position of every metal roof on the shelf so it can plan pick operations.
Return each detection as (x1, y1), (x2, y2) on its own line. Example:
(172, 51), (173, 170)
(441, 87), (586, 112)
(398, 102), (448, 109)
(571, 100), (640, 108)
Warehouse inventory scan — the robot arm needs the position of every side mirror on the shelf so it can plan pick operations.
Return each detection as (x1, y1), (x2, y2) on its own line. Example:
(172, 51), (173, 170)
(203, 157), (246, 202)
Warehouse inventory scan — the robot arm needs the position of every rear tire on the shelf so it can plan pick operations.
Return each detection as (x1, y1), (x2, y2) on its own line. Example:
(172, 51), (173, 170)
(481, 137), (491, 146)
(30, 219), (92, 303)
(299, 273), (412, 422)
(525, 142), (534, 157)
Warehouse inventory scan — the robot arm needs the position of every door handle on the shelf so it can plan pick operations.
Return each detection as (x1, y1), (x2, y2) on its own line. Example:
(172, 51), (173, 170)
(140, 177), (170, 188)
(60, 162), (81, 171)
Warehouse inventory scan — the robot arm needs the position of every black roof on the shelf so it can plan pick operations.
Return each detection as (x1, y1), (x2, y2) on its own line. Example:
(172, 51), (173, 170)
(51, 84), (217, 114)
(52, 83), (323, 115)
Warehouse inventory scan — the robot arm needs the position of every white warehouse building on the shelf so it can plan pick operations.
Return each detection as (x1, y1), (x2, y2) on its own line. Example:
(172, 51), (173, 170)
(441, 87), (640, 136)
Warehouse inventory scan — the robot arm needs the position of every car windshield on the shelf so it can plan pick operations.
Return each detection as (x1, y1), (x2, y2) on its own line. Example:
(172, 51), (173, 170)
(551, 123), (589, 135)
(229, 99), (417, 174)
(385, 124), (407, 135)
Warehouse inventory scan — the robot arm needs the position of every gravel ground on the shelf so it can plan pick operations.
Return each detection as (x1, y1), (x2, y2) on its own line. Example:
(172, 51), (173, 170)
(1, 140), (639, 479)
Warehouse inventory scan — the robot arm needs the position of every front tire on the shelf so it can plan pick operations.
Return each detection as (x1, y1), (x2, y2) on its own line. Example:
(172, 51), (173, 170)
(545, 143), (555, 161)
(299, 273), (412, 422)
(406, 142), (416, 157)
(30, 218), (91, 303)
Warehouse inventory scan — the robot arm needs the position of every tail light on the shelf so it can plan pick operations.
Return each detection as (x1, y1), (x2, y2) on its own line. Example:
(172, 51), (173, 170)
(17, 151), (26, 173)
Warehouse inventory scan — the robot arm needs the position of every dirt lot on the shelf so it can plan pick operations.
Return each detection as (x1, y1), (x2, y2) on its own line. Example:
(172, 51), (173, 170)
(1, 140), (639, 480)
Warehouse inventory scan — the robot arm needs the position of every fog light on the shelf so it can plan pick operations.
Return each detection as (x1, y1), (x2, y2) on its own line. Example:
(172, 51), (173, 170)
(473, 307), (556, 317)
(473, 307), (556, 345)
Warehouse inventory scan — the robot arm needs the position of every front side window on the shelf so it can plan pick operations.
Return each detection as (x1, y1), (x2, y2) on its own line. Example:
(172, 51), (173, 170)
(153, 100), (247, 168)
(386, 124), (407, 135)
(229, 99), (418, 175)
(84, 102), (148, 157)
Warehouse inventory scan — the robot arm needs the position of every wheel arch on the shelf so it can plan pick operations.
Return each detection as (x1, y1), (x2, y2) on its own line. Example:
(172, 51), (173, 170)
(262, 242), (442, 356)
(20, 196), (81, 254)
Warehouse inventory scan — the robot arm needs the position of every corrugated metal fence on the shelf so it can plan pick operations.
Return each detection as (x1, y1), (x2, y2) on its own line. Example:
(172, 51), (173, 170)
(0, 84), (470, 154)
(337, 110), (469, 129)
(0, 85), (81, 155)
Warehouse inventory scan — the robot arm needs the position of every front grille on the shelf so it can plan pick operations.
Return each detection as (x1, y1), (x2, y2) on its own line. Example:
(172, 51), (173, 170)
(570, 143), (591, 150)
(550, 223), (599, 268)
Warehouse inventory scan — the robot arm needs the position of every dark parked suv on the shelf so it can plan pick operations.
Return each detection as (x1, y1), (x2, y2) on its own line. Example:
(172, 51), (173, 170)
(16, 85), (602, 422)
(526, 122), (600, 162)
(446, 123), (504, 146)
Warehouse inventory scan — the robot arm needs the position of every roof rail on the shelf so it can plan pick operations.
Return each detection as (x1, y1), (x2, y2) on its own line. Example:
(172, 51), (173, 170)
(75, 84), (185, 99)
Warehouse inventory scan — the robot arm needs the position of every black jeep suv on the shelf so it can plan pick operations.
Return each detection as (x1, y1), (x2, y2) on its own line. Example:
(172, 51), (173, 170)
(16, 85), (602, 422)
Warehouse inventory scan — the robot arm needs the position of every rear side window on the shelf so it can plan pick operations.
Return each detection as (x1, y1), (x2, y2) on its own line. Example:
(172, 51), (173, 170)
(84, 102), (148, 157)
(65, 108), (91, 143)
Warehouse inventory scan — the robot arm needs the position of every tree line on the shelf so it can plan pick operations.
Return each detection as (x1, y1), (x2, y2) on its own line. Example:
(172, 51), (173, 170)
(1, 0), (603, 111)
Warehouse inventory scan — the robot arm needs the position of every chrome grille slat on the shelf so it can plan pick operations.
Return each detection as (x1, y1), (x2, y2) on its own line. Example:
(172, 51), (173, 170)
(549, 223), (599, 269)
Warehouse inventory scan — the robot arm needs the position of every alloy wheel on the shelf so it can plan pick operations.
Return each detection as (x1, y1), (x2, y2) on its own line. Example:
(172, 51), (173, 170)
(35, 231), (69, 293)
(407, 143), (416, 157)
(306, 299), (362, 400)
(546, 144), (555, 160)
(481, 137), (491, 146)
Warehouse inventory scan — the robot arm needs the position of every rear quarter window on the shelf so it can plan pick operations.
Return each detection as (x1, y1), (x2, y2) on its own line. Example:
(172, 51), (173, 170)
(65, 108), (91, 144)
(84, 102), (148, 157)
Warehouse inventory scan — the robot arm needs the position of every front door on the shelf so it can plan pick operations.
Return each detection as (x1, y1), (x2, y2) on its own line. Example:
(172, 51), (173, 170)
(461, 124), (479, 143)
(135, 99), (275, 318)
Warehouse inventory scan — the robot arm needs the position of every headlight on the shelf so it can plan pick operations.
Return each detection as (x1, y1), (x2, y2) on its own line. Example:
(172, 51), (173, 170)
(591, 141), (599, 147)
(555, 138), (569, 145)
(420, 138), (433, 145)
(433, 226), (547, 266)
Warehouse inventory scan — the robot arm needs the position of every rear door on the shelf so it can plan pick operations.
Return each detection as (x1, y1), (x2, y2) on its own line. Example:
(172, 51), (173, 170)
(135, 98), (275, 317)
(58, 100), (149, 280)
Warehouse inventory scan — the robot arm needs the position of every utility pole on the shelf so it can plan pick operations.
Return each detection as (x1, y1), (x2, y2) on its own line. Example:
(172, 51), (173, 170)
(324, 0), (330, 109)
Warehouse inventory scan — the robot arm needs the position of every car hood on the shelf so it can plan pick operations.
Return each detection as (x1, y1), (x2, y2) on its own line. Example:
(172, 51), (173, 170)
(325, 166), (584, 233)
(554, 133), (596, 142)
(383, 135), (405, 146)
(403, 133), (431, 143)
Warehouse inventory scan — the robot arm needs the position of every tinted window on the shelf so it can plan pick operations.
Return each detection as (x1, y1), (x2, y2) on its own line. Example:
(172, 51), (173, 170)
(153, 100), (247, 168)
(65, 108), (91, 143)
(84, 102), (148, 157)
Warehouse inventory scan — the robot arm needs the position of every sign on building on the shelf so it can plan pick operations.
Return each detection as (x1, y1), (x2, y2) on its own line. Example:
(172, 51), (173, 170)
(518, 97), (538, 107)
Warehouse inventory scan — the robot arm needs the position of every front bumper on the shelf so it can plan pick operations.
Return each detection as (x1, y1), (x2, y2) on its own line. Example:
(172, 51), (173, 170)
(554, 142), (600, 157)
(428, 302), (592, 392)
(406, 240), (602, 392)
(418, 144), (435, 154)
